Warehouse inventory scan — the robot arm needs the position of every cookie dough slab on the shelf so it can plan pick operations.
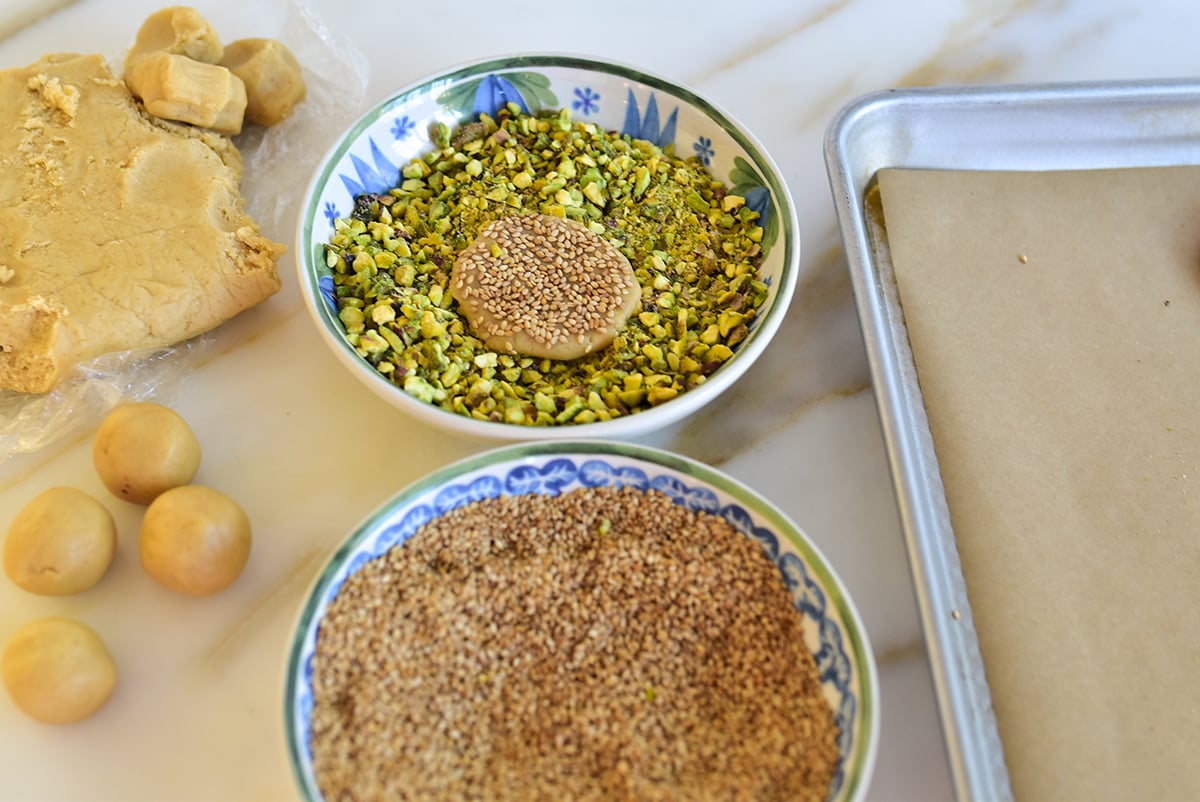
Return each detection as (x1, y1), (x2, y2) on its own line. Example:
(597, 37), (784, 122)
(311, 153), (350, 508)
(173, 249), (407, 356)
(0, 52), (284, 393)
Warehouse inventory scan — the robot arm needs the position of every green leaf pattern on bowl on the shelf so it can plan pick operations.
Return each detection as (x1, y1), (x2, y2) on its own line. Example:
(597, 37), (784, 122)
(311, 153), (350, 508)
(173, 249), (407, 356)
(321, 69), (775, 260)
(437, 71), (559, 118)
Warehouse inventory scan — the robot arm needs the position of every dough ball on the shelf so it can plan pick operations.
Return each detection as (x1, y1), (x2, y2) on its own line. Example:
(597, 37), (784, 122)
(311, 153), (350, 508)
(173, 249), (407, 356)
(3, 487), (116, 596)
(140, 485), (251, 596)
(1, 616), (117, 724)
(93, 402), (201, 505)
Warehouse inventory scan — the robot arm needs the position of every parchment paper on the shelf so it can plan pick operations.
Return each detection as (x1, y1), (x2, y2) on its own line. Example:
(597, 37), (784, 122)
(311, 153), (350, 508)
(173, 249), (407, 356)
(876, 166), (1200, 802)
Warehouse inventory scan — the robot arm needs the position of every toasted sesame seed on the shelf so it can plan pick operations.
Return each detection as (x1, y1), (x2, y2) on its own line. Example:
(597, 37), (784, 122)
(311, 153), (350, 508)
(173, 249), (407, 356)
(309, 486), (840, 802)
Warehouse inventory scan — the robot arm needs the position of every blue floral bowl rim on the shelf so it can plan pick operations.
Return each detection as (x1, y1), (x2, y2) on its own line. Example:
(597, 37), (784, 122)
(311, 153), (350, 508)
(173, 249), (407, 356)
(282, 439), (879, 802)
(295, 52), (802, 441)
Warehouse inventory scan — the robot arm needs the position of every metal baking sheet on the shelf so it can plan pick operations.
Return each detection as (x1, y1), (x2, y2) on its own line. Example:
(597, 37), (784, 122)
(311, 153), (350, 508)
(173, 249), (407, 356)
(822, 79), (1200, 802)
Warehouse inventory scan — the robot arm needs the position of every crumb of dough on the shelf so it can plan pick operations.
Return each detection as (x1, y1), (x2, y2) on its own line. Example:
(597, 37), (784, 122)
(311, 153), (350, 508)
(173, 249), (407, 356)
(26, 73), (79, 118)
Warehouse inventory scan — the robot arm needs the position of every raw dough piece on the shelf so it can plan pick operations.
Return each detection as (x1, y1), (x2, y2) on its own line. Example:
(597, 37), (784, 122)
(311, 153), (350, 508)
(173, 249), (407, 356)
(92, 402), (201, 505)
(140, 485), (252, 596)
(126, 50), (247, 135)
(1, 616), (117, 724)
(221, 38), (306, 126)
(125, 5), (223, 65)
(3, 486), (116, 596)
(0, 53), (284, 393)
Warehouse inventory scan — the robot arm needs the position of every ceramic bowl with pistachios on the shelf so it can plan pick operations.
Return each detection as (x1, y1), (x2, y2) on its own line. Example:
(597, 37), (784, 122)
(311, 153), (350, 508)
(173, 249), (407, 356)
(296, 54), (799, 440)
(284, 440), (878, 802)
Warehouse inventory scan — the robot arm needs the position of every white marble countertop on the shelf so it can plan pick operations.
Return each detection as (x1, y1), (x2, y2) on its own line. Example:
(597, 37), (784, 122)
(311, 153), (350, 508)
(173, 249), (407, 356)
(1, 1), (1197, 800)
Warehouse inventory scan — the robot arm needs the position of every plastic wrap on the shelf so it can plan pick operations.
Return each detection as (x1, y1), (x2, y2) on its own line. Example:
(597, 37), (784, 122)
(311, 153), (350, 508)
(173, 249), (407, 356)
(0, 0), (369, 461)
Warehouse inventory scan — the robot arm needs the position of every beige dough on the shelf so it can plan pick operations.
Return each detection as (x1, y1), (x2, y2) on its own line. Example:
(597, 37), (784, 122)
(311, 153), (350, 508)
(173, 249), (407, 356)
(0, 53), (284, 393)
(221, 38), (306, 126)
(1, 616), (117, 724)
(140, 485), (251, 596)
(93, 402), (201, 505)
(3, 487), (116, 596)
(125, 5), (223, 66)
(125, 51), (247, 135)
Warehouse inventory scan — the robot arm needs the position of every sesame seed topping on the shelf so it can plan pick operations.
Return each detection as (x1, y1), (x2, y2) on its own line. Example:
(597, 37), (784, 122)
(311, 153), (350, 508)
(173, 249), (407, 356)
(309, 486), (840, 801)
(450, 213), (642, 361)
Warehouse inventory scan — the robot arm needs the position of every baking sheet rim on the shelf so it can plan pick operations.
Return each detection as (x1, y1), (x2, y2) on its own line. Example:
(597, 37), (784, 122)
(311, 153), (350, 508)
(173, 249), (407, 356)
(823, 77), (1200, 802)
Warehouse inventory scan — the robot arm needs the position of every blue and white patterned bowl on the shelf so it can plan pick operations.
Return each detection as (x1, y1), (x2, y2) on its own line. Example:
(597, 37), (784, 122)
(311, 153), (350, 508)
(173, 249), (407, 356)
(295, 54), (800, 440)
(284, 441), (878, 802)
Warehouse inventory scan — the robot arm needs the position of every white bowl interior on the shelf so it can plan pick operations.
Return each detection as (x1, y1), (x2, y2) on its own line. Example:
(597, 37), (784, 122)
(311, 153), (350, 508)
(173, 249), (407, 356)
(284, 441), (878, 802)
(296, 55), (799, 440)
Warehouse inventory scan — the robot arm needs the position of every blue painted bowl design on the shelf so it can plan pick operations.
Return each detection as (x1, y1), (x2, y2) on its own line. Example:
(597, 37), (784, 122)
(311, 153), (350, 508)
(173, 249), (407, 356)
(284, 442), (878, 802)
(296, 54), (800, 441)
(319, 66), (780, 253)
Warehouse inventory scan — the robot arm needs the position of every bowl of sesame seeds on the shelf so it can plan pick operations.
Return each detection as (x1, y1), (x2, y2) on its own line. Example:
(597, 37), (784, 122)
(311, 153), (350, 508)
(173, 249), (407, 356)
(296, 54), (799, 440)
(284, 440), (878, 802)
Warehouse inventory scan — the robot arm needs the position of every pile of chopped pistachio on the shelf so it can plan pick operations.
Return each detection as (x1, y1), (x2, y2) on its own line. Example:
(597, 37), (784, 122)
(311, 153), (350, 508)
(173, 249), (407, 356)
(323, 105), (768, 426)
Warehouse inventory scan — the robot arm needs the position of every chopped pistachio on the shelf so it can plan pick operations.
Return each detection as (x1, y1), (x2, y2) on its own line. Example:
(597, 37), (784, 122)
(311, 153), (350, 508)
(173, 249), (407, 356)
(647, 386), (679, 405)
(707, 344), (734, 362)
(718, 309), (744, 337)
(323, 106), (769, 426)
